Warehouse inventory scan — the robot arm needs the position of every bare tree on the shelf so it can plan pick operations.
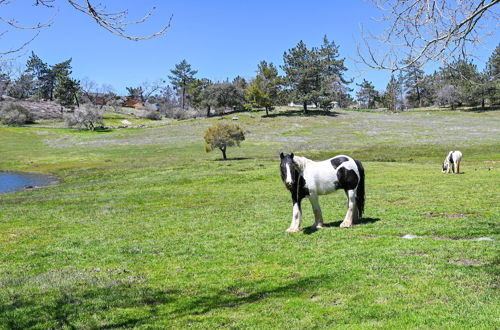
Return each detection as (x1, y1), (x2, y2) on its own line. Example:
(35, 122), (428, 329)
(1, 1), (172, 60)
(358, 0), (500, 71)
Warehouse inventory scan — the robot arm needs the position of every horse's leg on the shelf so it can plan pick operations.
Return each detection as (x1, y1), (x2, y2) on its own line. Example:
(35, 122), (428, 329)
(340, 189), (357, 228)
(286, 200), (303, 233)
(309, 193), (324, 229)
(456, 160), (460, 174)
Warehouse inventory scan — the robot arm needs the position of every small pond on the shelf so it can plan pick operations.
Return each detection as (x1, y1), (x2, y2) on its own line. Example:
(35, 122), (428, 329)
(0, 171), (59, 193)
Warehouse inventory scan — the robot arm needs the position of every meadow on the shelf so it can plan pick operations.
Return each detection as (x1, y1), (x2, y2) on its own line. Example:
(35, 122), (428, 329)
(0, 107), (498, 328)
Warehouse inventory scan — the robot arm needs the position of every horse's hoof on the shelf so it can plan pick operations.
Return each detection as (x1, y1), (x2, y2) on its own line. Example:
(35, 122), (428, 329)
(286, 228), (300, 233)
(315, 224), (324, 229)
(339, 222), (352, 228)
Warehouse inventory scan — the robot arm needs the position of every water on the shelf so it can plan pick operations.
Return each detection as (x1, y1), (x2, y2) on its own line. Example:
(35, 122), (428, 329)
(0, 172), (59, 193)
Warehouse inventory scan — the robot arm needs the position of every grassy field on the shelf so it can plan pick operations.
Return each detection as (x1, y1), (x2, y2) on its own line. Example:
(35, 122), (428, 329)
(0, 108), (499, 328)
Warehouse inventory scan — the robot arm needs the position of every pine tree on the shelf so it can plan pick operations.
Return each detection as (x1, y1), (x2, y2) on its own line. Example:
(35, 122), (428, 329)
(356, 79), (379, 109)
(485, 44), (500, 105)
(168, 60), (197, 110)
(282, 40), (319, 114)
(401, 59), (425, 107)
(245, 61), (280, 116)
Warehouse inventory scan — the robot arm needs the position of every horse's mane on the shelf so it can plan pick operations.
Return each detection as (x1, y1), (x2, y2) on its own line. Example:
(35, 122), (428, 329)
(293, 155), (310, 172)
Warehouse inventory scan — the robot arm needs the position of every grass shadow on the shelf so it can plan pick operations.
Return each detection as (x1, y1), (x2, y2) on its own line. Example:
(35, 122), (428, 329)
(169, 274), (333, 320)
(0, 278), (178, 329)
(464, 105), (499, 113)
(265, 109), (341, 118)
(303, 217), (381, 235)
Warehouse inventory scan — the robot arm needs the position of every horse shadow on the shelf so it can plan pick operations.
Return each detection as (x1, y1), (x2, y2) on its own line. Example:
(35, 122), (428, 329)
(303, 217), (381, 235)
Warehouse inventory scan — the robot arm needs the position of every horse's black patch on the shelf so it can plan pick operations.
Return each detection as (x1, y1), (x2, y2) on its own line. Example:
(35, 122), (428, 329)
(336, 167), (359, 191)
(330, 156), (349, 169)
(448, 152), (454, 164)
(280, 153), (309, 204)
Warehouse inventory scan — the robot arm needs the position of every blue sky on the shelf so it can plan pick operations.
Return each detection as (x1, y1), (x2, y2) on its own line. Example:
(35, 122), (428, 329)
(2, 0), (499, 95)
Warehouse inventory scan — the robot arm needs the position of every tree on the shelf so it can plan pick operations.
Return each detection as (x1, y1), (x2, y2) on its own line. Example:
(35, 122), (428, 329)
(25, 52), (49, 99)
(1, 1), (172, 60)
(485, 44), (500, 105)
(401, 60), (426, 108)
(169, 60), (198, 110)
(65, 105), (104, 130)
(204, 122), (245, 160)
(55, 76), (80, 107)
(190, 78), (213, 117)
(282, 40), (319, 114)
(356, 79), (379, 109)
(282, 37), (350, 114)
(439, 59), (482, 106)
(316, 36), (350, 109)
(359, 0), (500, 71)
(246, 61), (281, 116)
(436, 85), (461, 109)
(383, 73), (404, 112)
(80, 78), (116, 107)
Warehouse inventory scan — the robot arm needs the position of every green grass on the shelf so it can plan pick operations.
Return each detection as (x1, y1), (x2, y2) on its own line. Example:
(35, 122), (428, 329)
(0, 108), (498, 328)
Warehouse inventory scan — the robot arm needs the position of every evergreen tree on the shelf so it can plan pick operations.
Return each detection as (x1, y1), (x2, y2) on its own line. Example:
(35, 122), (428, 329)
(282, 40), (319, 114)
(282, 37), (349, 114)
(25, 52), (49, 99)
(55, 76), (80, 107)
(168, 60), (197, 110)
(384, 74), (404, 112)
(356, 79), (379, 109)
(485, 44), (500, 105)
(50, 59), (73, 105)
(245, 61), (281, 116)
(401, 59), (425, 107)
(316, 36), (350, 109)
(440, 60), (482, 106)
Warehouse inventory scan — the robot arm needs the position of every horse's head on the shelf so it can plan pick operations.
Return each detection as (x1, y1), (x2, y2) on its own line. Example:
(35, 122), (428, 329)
(442, 161), (449, 173)
(280, 152), (296, 190)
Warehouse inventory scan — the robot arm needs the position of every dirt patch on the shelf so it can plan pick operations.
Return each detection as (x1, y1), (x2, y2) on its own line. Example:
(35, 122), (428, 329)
(448, 259), (486, 266)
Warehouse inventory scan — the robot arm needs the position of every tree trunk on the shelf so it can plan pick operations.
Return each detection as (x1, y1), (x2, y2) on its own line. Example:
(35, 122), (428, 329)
(265, 106), (269, 116)
(416, 85), (421, 108)
(220, 146), (227, 160)
(182, 88), (186, 110)
(303, 101), (308, 114)
(207, 106), (211, 117)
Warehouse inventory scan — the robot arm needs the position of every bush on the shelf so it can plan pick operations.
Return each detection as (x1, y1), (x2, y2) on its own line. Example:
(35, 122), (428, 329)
(204, 122), (245, 160)
(163, 107), (203, 120)
(0, 102), (34, 126)
(141, 110), (162, 120)
(65, 105), (104, 130)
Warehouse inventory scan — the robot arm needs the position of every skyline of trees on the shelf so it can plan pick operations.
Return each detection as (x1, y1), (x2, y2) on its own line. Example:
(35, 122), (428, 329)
(1, 40), (499, 114)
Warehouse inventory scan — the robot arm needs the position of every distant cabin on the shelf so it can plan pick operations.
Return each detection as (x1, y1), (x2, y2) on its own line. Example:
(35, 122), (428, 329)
(122, 96), (144, 109)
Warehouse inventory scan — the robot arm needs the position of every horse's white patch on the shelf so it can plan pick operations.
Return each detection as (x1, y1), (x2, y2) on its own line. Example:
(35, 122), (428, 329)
(285, 163), (292, 185)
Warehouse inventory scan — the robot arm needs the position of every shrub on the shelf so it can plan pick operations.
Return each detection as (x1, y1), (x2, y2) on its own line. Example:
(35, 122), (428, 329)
(204, 122), (245, 160)
(0, 102), (34, 126)
(163, 107), (202, 120)
(65, 105), (104, 130)
(141, 110), (162, 120)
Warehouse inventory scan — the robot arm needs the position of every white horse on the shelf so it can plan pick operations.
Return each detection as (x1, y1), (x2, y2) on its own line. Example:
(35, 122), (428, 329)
(442, 150), (462, 174)
(280, 153), (365, 233)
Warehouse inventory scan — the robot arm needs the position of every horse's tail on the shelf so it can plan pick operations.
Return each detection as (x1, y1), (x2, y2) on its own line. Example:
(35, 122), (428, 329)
(354, 159), (365, 218)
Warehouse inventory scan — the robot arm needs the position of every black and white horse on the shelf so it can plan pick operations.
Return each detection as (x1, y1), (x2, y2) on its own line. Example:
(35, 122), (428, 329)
(280, 153), (365, 232)
(442, 150), (462, 174)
